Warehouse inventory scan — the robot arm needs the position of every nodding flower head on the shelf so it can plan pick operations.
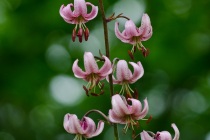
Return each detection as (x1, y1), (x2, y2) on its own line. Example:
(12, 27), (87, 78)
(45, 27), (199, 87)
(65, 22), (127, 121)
(140, 123), (180, 140)
(72, 52), (112, 96)
(59, 0), (98, 42)
(108, 59), (144, 97)
(115, 13), (152, 57)
(109, 94), (149, 133)
(64, 113), (104, 140)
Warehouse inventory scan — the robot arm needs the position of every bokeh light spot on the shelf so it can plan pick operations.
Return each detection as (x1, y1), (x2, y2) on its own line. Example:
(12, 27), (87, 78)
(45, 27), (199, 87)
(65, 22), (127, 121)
(49, 75), (85, 106)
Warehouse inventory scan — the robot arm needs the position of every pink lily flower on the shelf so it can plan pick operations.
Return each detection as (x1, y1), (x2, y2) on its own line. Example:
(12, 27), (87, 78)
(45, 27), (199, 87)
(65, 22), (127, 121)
(115, 13), (152, 56)
(108, 60), (144, 97)
(59, 0), (98, 42)
(72, 52), (112, 95)
(140, 123), (180, 140)
(109, 94), (149, 133)
(64, 113), (104, 140)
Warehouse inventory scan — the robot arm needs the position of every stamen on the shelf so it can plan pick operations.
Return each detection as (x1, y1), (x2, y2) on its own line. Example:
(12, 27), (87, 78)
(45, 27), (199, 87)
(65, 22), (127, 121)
(128, 50), (134, 60)
(83, 85), (89, 96)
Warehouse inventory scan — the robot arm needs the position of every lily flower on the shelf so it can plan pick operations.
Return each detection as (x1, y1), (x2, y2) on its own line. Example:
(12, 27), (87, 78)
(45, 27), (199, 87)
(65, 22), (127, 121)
(115, 13), (152, 57)
(64, 113), (104, 140)
(109, 94), (149, 133)
(59, 0), (98, 42)
(72, 52), (112, 96)
(108, 60), (144, 97)
(140, 123), (180, 140)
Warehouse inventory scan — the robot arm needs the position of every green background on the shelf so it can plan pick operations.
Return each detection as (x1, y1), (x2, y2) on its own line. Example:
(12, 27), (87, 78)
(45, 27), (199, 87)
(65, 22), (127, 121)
(0, 0), (210, 139)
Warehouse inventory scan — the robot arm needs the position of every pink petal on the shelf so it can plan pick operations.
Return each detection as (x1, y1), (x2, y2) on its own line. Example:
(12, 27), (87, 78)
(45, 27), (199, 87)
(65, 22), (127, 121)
(72, 59), (87, 79)
(59, 4), (76, 21)
(133, 98), (149, 120)
(127, 98), (142, 114)
(124, 20), (141, 37)
(129, 61), (144, 83)
(87, 120), (104, 138)
(116, 60), (132, 81)
(84, 52), (99, 74)
(74, 0), (87, 16)
(158, 131), (172, 140)
(108, 110), (126, 124)
(63, 114), (83, 134)
(115, 22), (131, 42)
(140, 131), (154, 140)
(139, 14), (152, 41)
(111, 94), (130, 117)
(98, 56), (112, 77)
(172, 123), (180, 140)
(83, 2), (98, 21)
(82, 117), (96, 137)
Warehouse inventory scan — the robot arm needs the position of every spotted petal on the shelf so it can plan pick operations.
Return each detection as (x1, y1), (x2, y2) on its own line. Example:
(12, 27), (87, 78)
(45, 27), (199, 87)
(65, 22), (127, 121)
(116, 60), (132, 81)
(108, 109), (126, 124)
(111, 94), (130, 117)
(63, 114), (83, 134)
(59, 4), (76, 22)
(139, 14), (152, 41)
(73, 0), (87, 17)
(84, 52), (99, 74)
(82, 117), (96, 137)
(124, 20), (141, 37)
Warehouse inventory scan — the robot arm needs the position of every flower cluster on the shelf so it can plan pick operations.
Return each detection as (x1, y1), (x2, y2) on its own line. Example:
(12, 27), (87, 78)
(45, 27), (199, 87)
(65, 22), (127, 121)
(59, 0), (180, 140)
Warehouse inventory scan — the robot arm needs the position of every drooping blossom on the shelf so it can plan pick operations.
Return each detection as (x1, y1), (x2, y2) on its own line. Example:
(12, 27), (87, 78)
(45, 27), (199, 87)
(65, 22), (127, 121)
(64, 113), (104, 140)
(115, 13), (152, 57)
(140, 123), (180, 140)
(109, 94), (149, 133)
(72, 52), (112, 96)
(59, 0), (98, 42)
(107, 60), (144, 97)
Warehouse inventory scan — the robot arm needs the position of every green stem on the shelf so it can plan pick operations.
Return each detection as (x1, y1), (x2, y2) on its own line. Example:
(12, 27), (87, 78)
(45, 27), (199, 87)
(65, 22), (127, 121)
(98, 0), (119, 140)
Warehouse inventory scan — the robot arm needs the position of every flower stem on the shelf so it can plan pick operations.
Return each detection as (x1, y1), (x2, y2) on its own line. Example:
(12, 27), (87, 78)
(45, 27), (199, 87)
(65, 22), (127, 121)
(98, 0), (119, 140)
(83, 109), (109, 122)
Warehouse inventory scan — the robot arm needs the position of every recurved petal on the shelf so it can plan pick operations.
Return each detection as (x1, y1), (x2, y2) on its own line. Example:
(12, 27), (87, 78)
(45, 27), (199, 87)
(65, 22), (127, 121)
(63, 114), (83, 134)
(98, 56), (112, 77)
(127, 98), (142, 114)
(140, 131), (154, 140)
(59, 4), (75, 21)
(82, 117), (96, 136)
(87, 120), (104, 138)
(115, 22), (131, 42)
(108, 109), (126, 124)
(72, 59), (87, 79)
(133, 98), (149, 120)
(116, 60), (132, 81)
(124, 20), (141, 37)
(74, 0), (87, 16)
(84, 52), (99, 74)
(111, 94), (130, 117)
(83, 2), (98, 21)
(139, 13), (152, 41)
(172, 123), (180, 140)
(129, 61), (144, 83)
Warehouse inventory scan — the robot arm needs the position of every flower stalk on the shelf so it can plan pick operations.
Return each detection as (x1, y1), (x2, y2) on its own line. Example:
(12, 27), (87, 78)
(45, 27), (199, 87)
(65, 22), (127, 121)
(98, 0), (119, 139)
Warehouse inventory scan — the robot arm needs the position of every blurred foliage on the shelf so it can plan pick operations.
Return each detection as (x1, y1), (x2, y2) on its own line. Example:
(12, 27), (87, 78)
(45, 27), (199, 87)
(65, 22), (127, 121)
(0, 0), (210, 140)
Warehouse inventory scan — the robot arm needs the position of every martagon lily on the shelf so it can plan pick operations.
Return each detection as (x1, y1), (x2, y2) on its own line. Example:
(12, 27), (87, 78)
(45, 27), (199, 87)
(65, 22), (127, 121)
(109, 94), (149, 133)
(115, 13), (152, 57)
(72, 52), (112, 96)
(64, 113), (104, 140)
(140, 123), (180, 140)
(59, 0), (98, 42)
(108, 60), (144, 97)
